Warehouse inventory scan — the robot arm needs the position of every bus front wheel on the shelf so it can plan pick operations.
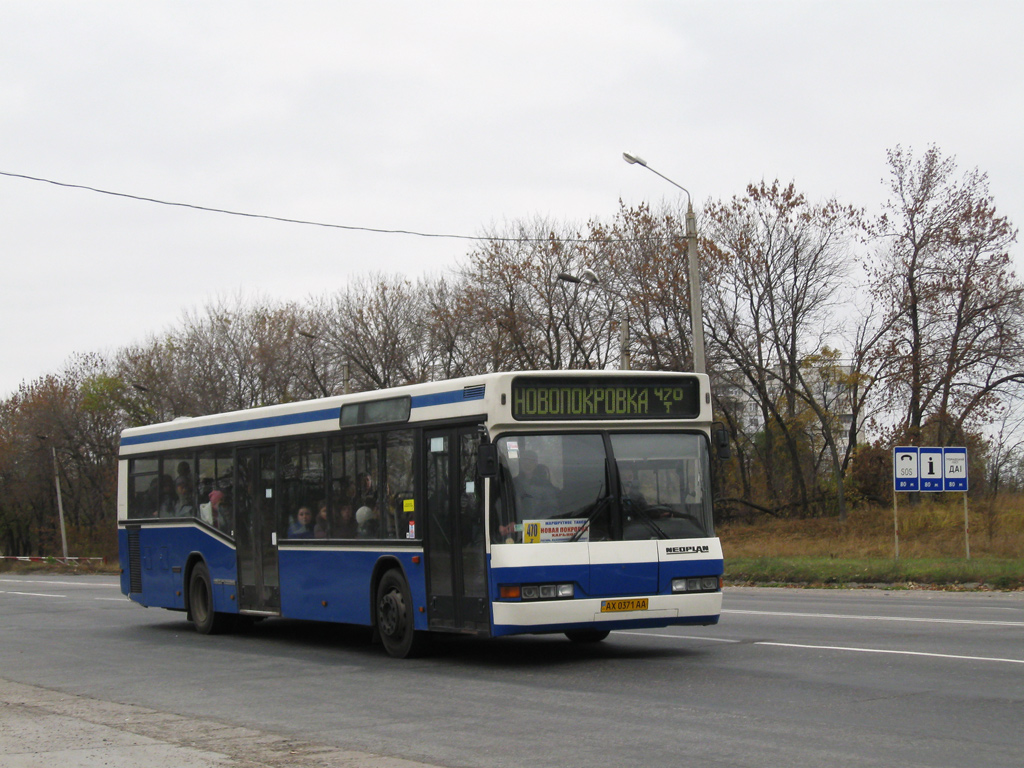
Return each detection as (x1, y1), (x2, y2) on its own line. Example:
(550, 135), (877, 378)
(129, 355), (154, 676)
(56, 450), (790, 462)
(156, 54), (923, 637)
(375, 569), (428, 658)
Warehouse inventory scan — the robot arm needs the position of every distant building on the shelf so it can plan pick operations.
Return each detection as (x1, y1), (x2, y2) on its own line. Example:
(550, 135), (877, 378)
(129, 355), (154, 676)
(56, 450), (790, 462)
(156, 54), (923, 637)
(710, 362), (862, 448)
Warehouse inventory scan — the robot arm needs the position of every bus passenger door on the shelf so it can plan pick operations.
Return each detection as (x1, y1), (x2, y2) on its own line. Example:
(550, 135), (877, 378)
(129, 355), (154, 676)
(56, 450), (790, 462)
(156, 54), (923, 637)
(424, 426), (489, 633)
(235, 445), (281, 614)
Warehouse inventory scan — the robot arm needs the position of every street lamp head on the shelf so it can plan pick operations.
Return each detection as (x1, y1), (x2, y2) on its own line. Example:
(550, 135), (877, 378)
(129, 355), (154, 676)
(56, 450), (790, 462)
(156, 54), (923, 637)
(619, 150), (704, 373)
(558, 270), (602, 286)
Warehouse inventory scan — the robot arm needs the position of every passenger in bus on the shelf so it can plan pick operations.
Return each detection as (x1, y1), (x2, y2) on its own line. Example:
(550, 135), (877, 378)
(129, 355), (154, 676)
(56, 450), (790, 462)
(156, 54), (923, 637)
(173, 477), (194, 517)
(356, 505), (379, 538)
(217, 495), (233, 532)
(314, 502), (332, 539)
(357, 472), (376, 507)
(157, 474), (176, 517)
(198, 476), (215, 505)
(516, 452), (558, 518)
(199, 490), (229, 530)
(335, 503), (358, 539)
(143, 477), (161, 516)
(287, 507), (315, 538)
(175, 461), (193, 490)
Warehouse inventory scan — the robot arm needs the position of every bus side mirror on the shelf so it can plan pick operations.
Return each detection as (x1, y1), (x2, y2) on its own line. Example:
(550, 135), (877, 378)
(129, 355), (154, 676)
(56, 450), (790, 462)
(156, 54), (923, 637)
(477, 444), (498, 479)
(713, 426), (731, 460)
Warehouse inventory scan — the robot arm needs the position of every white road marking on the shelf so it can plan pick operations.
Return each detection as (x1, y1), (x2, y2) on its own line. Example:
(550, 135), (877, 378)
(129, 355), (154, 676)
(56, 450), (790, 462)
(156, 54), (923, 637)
(0, 578), (118, 588)
(0, 591), (66, 598)
(723, 608), (1024, 628)
(617, 631), (741, 643)
(617, 630), (1024, 666)
(756, 641), (1024, 665)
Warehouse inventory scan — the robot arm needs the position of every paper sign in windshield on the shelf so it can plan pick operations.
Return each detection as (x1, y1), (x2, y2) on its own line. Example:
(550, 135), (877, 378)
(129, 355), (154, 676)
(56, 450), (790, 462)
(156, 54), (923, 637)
(523, 519), (589, 543)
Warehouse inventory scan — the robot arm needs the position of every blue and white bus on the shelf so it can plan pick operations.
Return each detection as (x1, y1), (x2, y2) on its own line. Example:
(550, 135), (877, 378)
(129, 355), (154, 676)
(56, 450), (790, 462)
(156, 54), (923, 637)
(117, 370), (727, 657)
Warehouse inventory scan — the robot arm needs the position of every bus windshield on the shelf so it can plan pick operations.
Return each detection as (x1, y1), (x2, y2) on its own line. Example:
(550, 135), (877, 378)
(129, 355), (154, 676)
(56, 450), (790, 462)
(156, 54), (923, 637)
(491, 432), (713, 543)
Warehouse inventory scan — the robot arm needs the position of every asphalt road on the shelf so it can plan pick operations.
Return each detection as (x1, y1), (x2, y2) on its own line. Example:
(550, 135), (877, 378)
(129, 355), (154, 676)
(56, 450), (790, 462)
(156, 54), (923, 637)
(1, 574), (1021, 768)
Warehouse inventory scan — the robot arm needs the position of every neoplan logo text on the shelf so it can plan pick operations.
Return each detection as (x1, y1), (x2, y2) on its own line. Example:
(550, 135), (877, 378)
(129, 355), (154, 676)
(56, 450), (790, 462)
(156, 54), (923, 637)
(664, 545), (710, 555)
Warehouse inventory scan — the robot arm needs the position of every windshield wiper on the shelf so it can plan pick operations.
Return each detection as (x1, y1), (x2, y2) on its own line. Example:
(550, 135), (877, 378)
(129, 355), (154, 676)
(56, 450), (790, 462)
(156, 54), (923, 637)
(569, 493), (611, 542)
(623, 500), (669, 539)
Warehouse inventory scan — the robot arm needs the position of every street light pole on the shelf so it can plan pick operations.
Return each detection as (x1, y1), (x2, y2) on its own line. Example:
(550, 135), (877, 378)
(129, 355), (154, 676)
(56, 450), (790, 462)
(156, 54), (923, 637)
(623, 152), (706, 374)
(37, 435), (69, 561)
(51, 446), (69, 561)
(557, 270), (630, 370)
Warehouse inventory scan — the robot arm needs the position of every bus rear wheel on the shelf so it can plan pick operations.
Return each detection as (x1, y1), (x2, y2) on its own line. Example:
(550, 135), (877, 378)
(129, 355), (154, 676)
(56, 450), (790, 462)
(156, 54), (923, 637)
(376, 569), (428, 658)
(565, 629), (610, 643)
(188, 561), (232, 635)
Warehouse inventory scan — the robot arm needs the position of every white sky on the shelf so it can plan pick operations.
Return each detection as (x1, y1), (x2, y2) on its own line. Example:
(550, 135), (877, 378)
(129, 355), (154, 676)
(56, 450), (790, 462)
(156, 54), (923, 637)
(2, 1), (1022, 398)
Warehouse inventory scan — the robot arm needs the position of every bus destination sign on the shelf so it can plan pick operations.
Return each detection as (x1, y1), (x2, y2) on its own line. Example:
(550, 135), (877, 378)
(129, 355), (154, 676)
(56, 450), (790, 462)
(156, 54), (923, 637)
(511, 376), (700, 420)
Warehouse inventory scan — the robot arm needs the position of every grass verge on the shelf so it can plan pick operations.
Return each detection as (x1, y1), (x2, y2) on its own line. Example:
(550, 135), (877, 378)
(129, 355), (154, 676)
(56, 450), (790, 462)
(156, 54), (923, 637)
(720, 496), (1024, 590)
(725, 556), (1024, 590)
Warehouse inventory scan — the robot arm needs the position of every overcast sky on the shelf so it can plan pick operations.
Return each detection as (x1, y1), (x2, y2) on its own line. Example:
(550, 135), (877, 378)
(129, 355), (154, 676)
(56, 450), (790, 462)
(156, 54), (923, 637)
(2, 1), (1022, 398)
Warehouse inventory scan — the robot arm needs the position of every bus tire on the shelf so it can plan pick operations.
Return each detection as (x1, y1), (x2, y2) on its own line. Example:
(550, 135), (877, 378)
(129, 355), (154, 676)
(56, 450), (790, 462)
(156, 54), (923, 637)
(375, 569), (428, 658)
(565, 629), (610, 643)
(188, 561), (230, 635)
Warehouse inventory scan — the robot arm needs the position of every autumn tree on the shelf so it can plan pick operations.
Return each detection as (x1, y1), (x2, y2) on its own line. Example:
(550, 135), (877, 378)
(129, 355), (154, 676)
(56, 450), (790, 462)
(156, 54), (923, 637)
(314, 274), (431, 391)
(0, 356), (121, 557)
(461, 219), (619, 371)
(872, 145), (1024, 447)
(702, 181), (866, 518)
(593, 202), (695, 372)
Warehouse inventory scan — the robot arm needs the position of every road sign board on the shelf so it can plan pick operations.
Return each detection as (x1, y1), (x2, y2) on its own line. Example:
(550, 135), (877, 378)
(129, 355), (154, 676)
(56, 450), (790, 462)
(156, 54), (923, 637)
(919, 447), (944, 491)
(893, 447), (919, 491)
(943, 447), (968, 491)
(893, 446), (969, 493)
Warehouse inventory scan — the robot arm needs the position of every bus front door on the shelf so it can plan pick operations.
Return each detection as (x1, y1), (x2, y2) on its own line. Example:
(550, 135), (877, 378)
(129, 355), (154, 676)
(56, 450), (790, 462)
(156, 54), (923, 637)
(424, 426), (489, 633)
(235, 445), (281, 614)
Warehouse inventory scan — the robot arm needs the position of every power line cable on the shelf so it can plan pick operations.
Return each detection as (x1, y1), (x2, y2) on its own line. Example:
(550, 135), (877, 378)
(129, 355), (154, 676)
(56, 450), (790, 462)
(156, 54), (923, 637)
(0, 170), (669, 245)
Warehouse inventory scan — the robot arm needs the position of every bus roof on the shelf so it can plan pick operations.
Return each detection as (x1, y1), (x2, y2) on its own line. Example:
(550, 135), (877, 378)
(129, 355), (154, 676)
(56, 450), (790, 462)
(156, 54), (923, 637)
(119, 370), (709, 456)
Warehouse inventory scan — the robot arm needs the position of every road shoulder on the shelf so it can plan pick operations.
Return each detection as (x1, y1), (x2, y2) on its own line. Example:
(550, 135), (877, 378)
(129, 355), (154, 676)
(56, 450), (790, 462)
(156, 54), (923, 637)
(0, 678), (441, 768)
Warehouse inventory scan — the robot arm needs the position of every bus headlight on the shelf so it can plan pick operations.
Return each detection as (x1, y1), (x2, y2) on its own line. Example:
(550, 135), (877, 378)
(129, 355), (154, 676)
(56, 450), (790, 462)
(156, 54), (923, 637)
(672, 576), (721, 593)
(502, 583), (575, 601)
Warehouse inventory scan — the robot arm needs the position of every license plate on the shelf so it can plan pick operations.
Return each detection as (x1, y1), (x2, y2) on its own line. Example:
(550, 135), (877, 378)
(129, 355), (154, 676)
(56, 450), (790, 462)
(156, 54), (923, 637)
(600, 598), (649, 612)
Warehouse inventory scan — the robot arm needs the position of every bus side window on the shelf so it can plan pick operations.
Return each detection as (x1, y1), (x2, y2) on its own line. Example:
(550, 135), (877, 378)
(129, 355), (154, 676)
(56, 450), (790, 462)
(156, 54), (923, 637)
(128, 458), (159, 518)
(279, 439), (325, 539)
(331, 434), (380, 538)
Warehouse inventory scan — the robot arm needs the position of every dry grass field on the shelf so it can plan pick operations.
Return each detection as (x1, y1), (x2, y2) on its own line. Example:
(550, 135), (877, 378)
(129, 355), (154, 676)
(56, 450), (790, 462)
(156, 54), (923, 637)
(720, 495), (1024, 589)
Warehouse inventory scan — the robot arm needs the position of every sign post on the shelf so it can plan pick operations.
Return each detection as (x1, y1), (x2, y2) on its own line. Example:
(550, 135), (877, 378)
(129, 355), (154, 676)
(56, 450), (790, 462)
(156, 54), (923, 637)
(943, 447), (970, 558)
(892, 447), (920, 561)
(893, 446), (970, 560)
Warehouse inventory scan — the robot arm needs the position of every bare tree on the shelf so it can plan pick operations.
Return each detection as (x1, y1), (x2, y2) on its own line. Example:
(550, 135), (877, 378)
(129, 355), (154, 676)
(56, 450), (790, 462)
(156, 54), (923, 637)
(703, 181), (865, 518)
(593, 201), (695, 371)
(317, 274), (430, 390)
(461, 219), (617, 371)
(872, 145), (1023, 446)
